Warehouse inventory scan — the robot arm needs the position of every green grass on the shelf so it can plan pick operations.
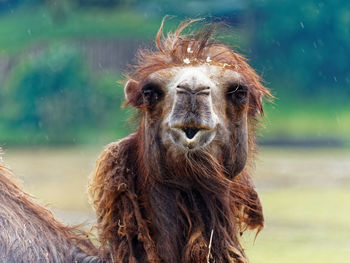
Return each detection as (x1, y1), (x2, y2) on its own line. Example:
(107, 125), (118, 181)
(242, 148), (350, 262)
(3, 147), (350, 262)
(245, 188), (350, 263)
(3, 147), (100, 211)
(261, 96), (350, 143)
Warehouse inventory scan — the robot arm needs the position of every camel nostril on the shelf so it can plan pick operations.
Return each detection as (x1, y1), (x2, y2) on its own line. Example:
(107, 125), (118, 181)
(181, 127), (200, 139)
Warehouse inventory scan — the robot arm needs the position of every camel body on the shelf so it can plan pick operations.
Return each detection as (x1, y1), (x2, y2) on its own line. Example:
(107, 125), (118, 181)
(0, 162), (101, 263)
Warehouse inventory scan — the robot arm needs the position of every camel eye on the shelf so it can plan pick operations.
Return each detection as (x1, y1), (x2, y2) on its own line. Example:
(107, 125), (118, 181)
(142, 83), (163, 106)
(227, 84), (248, 105)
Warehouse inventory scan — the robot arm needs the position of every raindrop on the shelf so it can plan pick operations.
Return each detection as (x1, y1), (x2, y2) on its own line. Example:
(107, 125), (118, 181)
(333, 76), (337, 82)
(300, 22), (305, 29)
(27, 29), (31, 35)
(336, 115), (340, 125)
(317, 38), (324, 46)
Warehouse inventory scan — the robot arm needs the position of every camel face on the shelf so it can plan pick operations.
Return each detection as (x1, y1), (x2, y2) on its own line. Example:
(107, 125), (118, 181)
(123, 20), (270, 181)
(124, 63), (250, 174)
(130, 65), (248, 153)
(167, 65), (247, 152)
(163, 66), (220, 151)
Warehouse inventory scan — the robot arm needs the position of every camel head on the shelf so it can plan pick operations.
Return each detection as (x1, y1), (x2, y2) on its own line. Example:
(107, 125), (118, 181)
(124, 20), (270, 180)
(91, 20), (271, 263)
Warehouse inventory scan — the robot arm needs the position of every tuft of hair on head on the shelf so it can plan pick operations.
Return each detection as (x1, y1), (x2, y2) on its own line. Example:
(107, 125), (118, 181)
(125, 17), (272, 119)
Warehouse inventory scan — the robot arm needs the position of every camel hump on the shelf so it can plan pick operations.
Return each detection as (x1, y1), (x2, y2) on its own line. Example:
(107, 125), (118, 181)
(102, 132), (138, 166)
(91, 132), (138, 181)
(88, 132), (138, 210)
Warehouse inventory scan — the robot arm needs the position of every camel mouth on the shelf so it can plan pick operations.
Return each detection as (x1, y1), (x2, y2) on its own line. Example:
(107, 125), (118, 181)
(169, 124), (216, 150)
(181, 127), (200, 139)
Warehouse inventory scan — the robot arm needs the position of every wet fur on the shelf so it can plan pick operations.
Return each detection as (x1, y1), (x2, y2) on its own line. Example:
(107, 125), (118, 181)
(0, 161), (102, 263)
(90, 20), (270, 263)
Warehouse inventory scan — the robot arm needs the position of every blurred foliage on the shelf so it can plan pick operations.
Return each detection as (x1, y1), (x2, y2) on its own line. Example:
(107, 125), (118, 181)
(0, 6), (163, 54)
(0, 0), (349, 145)
(244, 0), (350, 142)
(72, 0), (124, 7)
(250, 0), (350, 101)
(1, 45), (95, 143)
(0, 45), (128, 145)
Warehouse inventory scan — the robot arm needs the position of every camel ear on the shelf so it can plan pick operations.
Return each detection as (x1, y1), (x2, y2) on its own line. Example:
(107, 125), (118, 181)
(249, 90), (264, 117)
(124, 79), (143, 108)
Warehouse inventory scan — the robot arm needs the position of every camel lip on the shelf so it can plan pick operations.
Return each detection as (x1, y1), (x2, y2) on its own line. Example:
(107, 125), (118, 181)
(170, 125), (212, 141)
(170, 124), (212, 131)
(168, 125), (217, 150)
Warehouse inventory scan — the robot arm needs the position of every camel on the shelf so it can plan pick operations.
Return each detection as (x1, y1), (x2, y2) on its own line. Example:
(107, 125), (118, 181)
(89, 19), (271, 263)
(0, 160), (102, 263)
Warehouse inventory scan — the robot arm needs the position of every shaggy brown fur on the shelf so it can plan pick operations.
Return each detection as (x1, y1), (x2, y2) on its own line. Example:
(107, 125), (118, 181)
(89, 19), (271, 263)
(0, 160), (102, 263)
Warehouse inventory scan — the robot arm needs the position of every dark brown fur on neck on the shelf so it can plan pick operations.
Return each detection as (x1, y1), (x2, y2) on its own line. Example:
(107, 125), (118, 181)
(90, 19), (269, 263)
(90, 129), (263, 263)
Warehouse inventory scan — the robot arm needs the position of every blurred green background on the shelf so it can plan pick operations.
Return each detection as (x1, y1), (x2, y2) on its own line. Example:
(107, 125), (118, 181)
(0, 1), (349, 262)
(0, 0), (349, 146)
